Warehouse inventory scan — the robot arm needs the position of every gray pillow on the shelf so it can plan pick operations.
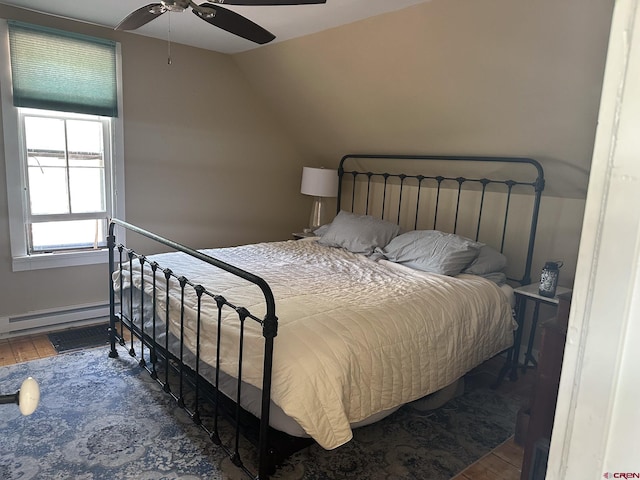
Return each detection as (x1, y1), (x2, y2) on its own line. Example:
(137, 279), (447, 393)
(380, 230), (482, 276)
(317, 211), (400, 255)
(313, 223), (330, 237)
(462, 245), (508, 275)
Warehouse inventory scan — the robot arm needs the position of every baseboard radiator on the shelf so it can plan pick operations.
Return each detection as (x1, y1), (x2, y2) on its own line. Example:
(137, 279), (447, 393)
(0, 302), (112, 338)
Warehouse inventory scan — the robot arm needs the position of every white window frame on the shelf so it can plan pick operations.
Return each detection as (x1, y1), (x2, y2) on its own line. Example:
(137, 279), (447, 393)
(0, 20), (125, 271)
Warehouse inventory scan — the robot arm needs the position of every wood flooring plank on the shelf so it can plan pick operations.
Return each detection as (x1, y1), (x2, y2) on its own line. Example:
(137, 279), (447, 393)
(451, 473), (470, 480)
(461, 453), (521, 480)
(493, 437), (524, 469)
(32, 334), (57, 358)
(9, 338), (39, 363)
(0, 339), (17, 366)
(451, 472), (472, 480)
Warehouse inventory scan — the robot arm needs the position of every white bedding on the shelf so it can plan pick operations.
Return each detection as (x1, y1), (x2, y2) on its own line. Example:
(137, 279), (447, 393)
(114, 239), (515, 450)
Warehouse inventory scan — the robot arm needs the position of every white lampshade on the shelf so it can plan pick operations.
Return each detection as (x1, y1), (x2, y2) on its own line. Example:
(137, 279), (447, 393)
(300, 167), (338, 198)
(300, 167), (338, 232)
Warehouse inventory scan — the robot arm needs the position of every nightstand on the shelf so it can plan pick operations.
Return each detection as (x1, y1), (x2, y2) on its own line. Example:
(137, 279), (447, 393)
(521, 291), (572, 480)
(495, 283), (572, 386)
(292, 232), (316, 240)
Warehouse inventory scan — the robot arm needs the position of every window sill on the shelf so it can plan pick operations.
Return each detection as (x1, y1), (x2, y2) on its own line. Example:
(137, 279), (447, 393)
(12, 249), (109, 272)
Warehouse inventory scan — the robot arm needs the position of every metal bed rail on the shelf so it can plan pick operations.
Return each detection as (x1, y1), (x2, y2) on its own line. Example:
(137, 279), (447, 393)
(107, 218), (278, 480)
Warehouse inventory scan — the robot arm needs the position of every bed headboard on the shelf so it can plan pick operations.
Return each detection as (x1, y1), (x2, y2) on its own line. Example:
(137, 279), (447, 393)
(337, 154), (545, 286)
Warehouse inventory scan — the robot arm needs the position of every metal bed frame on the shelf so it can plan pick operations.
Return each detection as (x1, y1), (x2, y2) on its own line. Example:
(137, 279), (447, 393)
(108, 154), (544, 480)
(338, 154), (545, 286)
(108, 219), (281, 479)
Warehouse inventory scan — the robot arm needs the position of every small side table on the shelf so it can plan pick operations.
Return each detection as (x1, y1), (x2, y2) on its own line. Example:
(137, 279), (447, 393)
(292, 232), (316, 240)
(495, 283), (572, 386)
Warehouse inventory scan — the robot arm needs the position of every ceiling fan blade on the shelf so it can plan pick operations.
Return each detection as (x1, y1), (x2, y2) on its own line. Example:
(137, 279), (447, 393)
(193, 5), (276, 44)
(115, 3), (166, 30)
(220, 0), (326, 4)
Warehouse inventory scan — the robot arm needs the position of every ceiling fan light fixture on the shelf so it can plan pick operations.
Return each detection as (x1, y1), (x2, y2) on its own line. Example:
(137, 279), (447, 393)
(195, 6), (217, 19)
(160, 0), (190, 12)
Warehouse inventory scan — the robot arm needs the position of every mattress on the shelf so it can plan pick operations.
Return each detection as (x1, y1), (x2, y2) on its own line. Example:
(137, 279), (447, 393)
(114, 239), (515, 449)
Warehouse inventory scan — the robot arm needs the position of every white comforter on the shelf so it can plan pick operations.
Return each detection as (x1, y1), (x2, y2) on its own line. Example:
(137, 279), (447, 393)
(114, 239), (514, 450)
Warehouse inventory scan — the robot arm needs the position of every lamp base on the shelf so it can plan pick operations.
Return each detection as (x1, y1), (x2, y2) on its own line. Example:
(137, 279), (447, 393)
(308, 196), (327, 232)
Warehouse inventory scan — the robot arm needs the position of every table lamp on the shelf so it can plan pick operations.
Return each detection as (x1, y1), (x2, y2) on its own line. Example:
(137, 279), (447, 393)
(300, 167), (338, 232)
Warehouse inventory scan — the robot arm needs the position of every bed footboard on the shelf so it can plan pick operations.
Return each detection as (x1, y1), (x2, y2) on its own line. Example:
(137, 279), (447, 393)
(107, 218), (279, 480)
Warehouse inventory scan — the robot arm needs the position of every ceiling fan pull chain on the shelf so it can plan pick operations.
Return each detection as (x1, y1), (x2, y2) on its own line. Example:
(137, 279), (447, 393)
(167, 11), (172, 65)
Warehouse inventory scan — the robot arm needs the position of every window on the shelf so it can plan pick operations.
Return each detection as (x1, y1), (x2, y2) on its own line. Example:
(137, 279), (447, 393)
(1, 20), (125, 271)
(21, 109), (112, 253)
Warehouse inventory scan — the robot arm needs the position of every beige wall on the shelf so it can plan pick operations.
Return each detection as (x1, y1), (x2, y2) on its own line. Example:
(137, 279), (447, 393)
(0, 0), (614, 331)
(0, 6), (308, 327)
(234, 0), (613, 199)
(233, 0), (613, 286)
(117, 35), (306, 249)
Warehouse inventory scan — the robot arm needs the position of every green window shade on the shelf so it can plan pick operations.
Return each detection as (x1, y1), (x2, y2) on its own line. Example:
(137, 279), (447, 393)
(8, 21), (118, 117)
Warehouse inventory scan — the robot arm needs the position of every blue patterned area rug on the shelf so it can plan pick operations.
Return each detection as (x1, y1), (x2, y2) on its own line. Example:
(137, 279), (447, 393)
(0, 348), (524, 479)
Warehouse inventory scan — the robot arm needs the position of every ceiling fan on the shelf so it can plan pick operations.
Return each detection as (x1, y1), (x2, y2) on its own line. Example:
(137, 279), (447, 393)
(115, 0), (327, 45)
